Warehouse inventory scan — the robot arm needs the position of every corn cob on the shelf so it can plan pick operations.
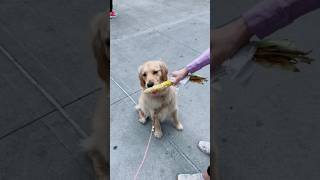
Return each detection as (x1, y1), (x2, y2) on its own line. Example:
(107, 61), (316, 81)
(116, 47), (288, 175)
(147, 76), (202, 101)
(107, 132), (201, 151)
(144, 80), (174, 94)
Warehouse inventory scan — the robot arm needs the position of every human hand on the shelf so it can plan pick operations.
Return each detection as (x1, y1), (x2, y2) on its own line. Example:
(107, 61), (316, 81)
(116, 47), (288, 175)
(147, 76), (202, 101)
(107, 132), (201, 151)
(212, 17), (253, 70)
(171, 67), (189, 84)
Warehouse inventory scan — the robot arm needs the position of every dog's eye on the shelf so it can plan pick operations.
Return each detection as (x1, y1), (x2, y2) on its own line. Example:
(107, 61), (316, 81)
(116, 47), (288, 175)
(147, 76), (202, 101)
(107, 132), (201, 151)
(153, 71), (158, 74)
(142, 73), (146, 77)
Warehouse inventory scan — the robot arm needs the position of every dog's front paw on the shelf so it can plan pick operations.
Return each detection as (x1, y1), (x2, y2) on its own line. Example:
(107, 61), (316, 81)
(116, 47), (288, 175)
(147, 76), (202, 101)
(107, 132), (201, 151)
(154, 131), (163, 138)
(135, 105), (140, 111)
(138, 118), (147, 124)
(175, 122), (184, 131)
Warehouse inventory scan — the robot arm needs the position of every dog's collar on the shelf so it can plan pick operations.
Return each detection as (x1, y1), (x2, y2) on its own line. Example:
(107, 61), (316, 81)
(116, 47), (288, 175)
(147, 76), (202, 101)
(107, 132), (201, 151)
(142, 90), (165, 97)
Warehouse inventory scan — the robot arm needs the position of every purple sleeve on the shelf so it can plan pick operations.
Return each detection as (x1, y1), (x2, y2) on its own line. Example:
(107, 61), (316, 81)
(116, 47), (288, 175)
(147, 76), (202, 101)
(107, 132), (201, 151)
(243, 0), (320, 39)
(186, 48), (210, 73)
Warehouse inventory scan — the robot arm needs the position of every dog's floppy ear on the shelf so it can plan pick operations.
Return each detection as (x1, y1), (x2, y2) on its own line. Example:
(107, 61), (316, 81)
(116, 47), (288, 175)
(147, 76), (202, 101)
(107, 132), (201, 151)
(91, 13), (108, 82)
(138, 65), (145, 88)
(159, 61), (168, 81)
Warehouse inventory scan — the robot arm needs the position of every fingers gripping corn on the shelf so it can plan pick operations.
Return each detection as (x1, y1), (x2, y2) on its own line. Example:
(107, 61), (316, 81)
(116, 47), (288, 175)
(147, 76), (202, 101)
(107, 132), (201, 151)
(144, 80), (174, 94)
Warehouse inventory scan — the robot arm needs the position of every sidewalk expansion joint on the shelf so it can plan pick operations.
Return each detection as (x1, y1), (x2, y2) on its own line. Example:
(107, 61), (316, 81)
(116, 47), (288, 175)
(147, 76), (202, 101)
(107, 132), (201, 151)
(0, 109), (56, 141)
(0, 45), (88, 139)
(62, 87), (102, 108)
(111, 89), (141, 106)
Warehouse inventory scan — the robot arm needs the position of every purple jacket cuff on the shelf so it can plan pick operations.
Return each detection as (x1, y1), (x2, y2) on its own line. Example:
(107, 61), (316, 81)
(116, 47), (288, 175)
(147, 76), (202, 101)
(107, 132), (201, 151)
(186, 48), (210, 73)
(243, 0), (320, 39)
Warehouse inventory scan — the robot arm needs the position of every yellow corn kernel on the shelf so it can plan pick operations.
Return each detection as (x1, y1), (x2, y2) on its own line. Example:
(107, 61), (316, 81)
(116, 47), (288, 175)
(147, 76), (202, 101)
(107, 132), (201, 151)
(144, 80), (174, 94)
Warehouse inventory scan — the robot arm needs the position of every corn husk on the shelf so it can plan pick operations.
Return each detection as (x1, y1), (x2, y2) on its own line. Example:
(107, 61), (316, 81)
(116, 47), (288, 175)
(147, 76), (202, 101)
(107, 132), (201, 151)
(188, 74), (208, 84)
(253, 40), (314, 72)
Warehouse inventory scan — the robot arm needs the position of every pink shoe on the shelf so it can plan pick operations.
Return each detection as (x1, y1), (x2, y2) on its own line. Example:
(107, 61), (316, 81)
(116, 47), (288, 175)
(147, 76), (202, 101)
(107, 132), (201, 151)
(110, 10), (117, 18)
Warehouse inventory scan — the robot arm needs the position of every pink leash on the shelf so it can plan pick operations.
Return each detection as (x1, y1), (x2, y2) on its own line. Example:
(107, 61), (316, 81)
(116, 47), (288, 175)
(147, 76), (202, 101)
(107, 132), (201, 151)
(133, 126), (154, 180)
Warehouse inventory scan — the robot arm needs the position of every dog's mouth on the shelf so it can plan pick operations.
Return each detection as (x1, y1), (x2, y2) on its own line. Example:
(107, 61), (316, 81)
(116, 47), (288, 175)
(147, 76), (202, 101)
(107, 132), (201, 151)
(150, 91), (160, 96)
(145, 81), (165, 97)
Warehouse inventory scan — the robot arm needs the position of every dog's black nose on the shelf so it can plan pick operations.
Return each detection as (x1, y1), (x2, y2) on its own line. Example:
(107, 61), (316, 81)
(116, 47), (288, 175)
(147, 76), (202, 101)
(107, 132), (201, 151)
(147, 81), (154, 88)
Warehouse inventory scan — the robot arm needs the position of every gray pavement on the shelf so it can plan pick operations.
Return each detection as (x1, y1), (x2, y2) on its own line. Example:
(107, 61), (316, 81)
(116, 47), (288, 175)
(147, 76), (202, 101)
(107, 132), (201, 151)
(110, 0), (210, 179)
(214, 1), (320, 180)
(0, 0), (105, 179)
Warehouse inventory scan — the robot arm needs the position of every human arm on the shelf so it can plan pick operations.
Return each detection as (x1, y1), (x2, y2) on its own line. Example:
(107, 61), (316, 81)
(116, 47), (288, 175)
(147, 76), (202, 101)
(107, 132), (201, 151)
(243, 0), (320, 39)
(172, 48), (210, 84)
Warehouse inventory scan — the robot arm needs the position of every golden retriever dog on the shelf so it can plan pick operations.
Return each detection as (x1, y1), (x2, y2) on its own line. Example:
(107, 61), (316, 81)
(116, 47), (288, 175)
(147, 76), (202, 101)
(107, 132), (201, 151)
(135, 61), (183, 138)
(82, 13), (108, 180)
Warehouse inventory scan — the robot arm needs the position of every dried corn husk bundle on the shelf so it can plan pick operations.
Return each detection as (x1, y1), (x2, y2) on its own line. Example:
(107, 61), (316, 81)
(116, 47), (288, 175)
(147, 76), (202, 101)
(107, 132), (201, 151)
(253, 40), (314, 72)
(143, 74), (207, 94)
(188, 74), (208, 84)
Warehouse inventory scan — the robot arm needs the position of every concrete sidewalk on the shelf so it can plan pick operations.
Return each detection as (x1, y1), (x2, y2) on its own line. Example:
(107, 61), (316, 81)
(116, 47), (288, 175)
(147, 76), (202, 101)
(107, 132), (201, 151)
(0, 0), (105, 179)
(110, 0), (210, 179)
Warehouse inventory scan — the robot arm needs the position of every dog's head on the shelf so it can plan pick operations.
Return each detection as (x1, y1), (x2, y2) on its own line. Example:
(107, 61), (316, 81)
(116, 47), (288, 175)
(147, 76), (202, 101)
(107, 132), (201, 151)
(138, 60), (168, 89)
(91, 13), (108, 83)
